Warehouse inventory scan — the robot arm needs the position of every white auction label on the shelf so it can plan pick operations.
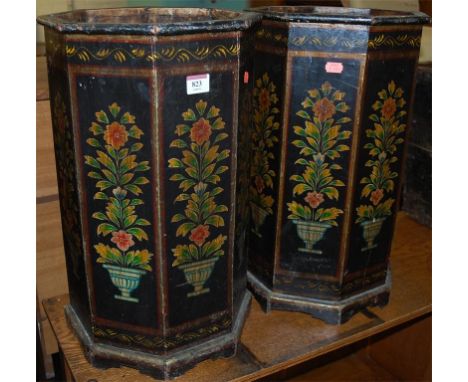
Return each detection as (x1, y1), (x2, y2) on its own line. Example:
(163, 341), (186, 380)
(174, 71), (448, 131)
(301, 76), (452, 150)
(186, 73), (210, 95)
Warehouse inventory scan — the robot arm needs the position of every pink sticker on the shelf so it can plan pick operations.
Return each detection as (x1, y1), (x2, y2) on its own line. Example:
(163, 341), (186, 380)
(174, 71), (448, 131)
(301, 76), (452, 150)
(244, 71), (249, 84)
(325, 62), (344, 74)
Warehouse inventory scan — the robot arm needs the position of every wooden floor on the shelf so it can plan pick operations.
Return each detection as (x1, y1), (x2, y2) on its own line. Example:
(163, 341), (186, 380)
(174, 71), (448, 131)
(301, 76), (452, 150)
(43, 212), (431, 382)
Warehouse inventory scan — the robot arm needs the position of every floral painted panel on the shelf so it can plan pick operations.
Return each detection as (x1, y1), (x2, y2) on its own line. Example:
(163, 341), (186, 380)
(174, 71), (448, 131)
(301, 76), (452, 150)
(85, 103), (154, 304)
(279, 56), (361, 277)
(249, 72), (280, 237)
(346, 57), (416, 274)
(168, 99), (230, 298)
(162, 71), (234, 328)
(355, 81), (407, 251)
(287, 81), (352, 254)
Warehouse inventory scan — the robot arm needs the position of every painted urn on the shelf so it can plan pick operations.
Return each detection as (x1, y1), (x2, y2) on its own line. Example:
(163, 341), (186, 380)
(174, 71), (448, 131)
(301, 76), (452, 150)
(245, 6), (430, 324)
(37, 7), (260, 378)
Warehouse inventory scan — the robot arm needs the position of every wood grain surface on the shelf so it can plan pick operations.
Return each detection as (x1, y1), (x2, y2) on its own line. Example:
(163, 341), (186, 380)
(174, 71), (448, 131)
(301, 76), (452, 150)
(36, 100), (58, 201)
(37, 56), (49, 101)
(43, 212), (431, 382)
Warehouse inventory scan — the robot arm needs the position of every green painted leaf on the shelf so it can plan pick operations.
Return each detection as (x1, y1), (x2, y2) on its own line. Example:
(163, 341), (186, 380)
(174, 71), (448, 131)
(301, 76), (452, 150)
(85, 155), (101, 169)
(296, 110), (311, 120)
(214, 132), (229, 144)
(135, 218), (150, 226)
(185, 167), (198, 179)
(182, 109), (196, 121)
(335, 144), (350, 152)
(168, 158), (184, 168)
(128, 125), (143, 138)
(102, 169), (117, 184)
(125, 184), (143, 195)
(97, 223), (117, 236)
(89, 122), (104, 135)
(127, 227), (148, 241)
(292, 139), (307, 148)
(321, 187), (339, 200)
(108, 102), (120, 118)
(120, 173), (135, 185)
(206, 105), (220, 119)
(212, 117), (225, 130)
(94, 192), (108, 200)
(176, 124), (190, 136)
(133, 177), (149, 185)
(95, 110), (109, 124)
(96, 180), (113, 191)
(216, 149), (230, 162)
(203, 146), (220, 167)
(88, 171), (103, 180)
(87, 138), (101, 148)
(176, 222), (196, 237)
(195, 100), (208, 115)
(171, 213), (186, 223)
(134, 162), (150, 172)
(170, 139), (188, 149)
(317, 207), (343, 223)
(215, 165), (229, 175)
(123, 215), (137, 228)
(96, 151), (117, 172)
(130, 198), (144, 206)
(92, 212), (108, 221)
(205, 174), (221, 184)
(202, 164), (216, 179)
(130, 143), (143, 152)
(120, 112), (136, 124)
(293, 183), (311, 195)
(210, 187), (223, 196)
(205, 215), (224, 227)
(180, 179), (196, 191)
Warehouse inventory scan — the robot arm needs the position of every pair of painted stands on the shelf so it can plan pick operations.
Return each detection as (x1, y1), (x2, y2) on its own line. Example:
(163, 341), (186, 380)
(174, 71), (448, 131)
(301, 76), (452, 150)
(37, 6), (429, 379)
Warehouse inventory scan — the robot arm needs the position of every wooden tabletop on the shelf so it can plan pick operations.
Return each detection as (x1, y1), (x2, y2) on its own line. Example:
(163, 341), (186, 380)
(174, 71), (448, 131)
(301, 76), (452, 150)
(43, 212), (431, 382)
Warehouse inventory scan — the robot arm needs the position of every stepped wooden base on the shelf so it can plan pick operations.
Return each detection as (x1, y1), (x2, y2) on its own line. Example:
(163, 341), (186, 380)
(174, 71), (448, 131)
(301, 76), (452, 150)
(247, 272), (391, 325)
(64, 291), (251, 380)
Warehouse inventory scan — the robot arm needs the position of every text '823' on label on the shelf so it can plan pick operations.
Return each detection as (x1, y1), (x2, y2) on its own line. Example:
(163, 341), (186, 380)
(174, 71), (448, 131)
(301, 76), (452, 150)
(186, 74), (210, 95)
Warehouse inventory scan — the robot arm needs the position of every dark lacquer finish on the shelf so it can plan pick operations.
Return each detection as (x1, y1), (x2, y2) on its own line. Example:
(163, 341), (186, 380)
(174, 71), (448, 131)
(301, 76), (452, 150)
(246, 6), (430, 324)
(37, 7), (260, 378)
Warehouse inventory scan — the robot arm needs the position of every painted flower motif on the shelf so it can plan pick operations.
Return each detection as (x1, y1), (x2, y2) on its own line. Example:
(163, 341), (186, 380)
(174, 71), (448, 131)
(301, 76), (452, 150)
(370, 189), (384, 206)
(112, 187), (128, 199)
(313, 153), (325, 163)
(304, 192), (324, 209)
(313, 97), (336, 121)
(259, 88), (271, 111)
(111, 230), (135, 252)
(104, 121), (128, 149)
(255, 175), (265, 194)
(190, 118), (212, 145)
(381, 98), (397, 120)
(189, 225), (210, 247)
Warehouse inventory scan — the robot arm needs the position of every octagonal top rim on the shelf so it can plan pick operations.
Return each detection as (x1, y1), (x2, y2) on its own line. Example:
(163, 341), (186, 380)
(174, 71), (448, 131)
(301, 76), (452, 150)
(250, 6), (430, 26)
(37, 7), (261, 36)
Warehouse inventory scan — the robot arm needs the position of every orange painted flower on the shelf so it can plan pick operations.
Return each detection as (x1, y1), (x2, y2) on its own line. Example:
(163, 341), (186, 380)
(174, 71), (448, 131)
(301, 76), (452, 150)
(370, 189), (384, 206)
(381, 98), (397, 120)
(313, 98), (336, 121)
(190, 118), (212, 145)
(304, 192), (324, 209)
(255, 175), (265, 194)
(104, 122), (128, 149)
(259, 88), (271, 111)
(189, 225), (210, 247)
(111, 230), (135, 252)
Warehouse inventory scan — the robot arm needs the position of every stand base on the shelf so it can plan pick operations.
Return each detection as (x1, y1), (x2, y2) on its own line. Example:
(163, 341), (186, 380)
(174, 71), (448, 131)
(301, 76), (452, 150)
(64, 291), (251, 379)
(247, 272), (390, 325)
